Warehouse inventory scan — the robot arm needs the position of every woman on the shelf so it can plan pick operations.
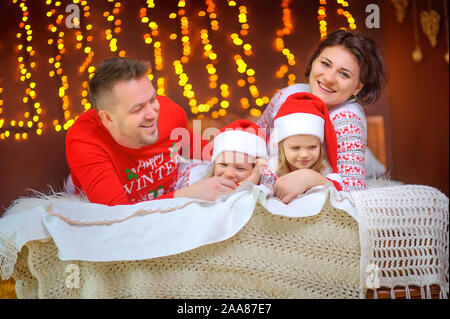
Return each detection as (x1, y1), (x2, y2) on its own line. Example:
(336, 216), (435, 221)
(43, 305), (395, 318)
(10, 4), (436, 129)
(257, 29), (387, 202)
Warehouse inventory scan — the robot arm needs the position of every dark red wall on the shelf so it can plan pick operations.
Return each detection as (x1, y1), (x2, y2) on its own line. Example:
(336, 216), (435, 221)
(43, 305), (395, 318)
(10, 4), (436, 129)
(380, 0), (449, 195)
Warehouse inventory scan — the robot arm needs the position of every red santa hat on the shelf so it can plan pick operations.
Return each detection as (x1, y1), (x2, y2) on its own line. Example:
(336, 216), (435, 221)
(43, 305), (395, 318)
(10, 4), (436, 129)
(273, 92), (338, 173)
(211, 119), (268, 163)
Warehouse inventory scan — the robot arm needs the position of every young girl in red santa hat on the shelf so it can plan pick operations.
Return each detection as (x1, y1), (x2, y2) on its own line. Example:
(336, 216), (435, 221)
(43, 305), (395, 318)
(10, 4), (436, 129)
(205, 119), (268, 186)
(261, 92), (343, 203)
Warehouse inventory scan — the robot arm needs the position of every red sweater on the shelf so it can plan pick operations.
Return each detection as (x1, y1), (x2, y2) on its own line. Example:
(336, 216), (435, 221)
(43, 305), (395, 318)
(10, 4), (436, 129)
(66, 96), (207, 206)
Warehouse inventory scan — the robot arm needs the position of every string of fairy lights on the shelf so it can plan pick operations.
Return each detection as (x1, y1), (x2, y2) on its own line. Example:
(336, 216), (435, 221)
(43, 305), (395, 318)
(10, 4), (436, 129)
(318, 0), (356, 39)
(75, 0), (95, 115)
(274, 0), (296, 86)
(0, 0), (358, 142)
(7, 0), (40, 141)
(47, 0), (74, 132)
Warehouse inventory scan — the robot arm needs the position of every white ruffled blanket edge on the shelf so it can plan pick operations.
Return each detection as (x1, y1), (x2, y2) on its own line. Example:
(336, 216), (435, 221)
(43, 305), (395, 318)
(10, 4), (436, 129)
(0, 182), (354, 279)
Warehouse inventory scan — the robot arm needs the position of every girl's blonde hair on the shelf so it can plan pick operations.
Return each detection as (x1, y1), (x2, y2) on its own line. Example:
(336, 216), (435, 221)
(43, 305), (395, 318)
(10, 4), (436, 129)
(276, 140), (326, 177)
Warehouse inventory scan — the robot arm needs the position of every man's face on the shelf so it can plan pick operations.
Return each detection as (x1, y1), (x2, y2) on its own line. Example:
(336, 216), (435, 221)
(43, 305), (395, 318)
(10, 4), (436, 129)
(103, 75), (160, 149)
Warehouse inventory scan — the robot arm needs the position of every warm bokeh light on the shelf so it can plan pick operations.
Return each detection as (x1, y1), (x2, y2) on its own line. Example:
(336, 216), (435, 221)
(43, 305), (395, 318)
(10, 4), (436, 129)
(1, 0), (357, 141)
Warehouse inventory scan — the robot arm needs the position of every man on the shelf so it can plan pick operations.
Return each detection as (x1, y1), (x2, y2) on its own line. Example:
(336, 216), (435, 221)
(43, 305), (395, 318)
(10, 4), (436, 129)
(66, 57), (237, 205)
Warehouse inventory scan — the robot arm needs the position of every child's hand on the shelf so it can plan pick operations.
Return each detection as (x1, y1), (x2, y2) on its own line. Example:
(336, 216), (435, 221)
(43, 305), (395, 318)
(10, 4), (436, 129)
(273, 169), (329, 203)
(239, 158), (267, 185)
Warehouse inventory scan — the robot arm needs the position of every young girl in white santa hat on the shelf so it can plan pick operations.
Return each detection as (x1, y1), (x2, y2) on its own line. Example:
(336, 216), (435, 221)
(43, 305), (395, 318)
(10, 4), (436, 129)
(261, 92), (343, 203)
(205, 119), (268, 185)
(173, 119), (268, 192)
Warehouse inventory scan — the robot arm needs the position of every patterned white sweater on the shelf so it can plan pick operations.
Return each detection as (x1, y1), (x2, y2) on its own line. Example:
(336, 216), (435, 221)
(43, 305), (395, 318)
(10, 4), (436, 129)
(256, 83), (367, 191)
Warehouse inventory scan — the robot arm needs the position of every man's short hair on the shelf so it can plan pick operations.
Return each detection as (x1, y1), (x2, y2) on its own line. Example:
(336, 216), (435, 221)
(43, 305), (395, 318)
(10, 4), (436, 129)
(88, 57), (150, 111)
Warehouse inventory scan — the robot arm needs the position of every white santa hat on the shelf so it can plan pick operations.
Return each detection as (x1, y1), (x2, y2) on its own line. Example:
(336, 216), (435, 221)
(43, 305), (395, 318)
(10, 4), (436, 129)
(273, 92), (338, 173)
(211, 119), (268, 163)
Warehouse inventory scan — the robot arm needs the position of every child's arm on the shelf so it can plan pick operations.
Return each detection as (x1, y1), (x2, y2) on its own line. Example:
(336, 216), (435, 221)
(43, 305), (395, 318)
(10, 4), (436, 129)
(273, 169), (330, 204)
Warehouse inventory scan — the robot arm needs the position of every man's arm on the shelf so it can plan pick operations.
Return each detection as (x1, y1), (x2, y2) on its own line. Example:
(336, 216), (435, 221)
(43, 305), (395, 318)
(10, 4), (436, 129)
(67, 140), (131, 206)
(173, 176), (237, 201)
(69, 139), (236, 203)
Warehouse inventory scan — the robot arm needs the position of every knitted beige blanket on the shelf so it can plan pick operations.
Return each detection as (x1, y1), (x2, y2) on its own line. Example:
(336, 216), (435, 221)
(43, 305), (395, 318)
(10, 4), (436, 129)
(12, 200), (361, 298)
(3, 184), (449, 299)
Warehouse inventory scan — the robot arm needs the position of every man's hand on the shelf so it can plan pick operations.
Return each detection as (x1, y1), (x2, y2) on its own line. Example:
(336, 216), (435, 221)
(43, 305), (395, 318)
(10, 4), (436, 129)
(174, 176), (237, 201)
(273, 169), (329, 204)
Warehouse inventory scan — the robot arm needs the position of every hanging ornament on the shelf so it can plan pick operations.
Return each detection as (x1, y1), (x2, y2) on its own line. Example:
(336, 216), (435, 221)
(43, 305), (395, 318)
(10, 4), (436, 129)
(443, 0), (449, 63)
(412, 0), (424, 62)
(420, 11), (441, 47)
(420, 0), (441, 48)
(412, 46), (424, 62)
(391, 0), (410, 23)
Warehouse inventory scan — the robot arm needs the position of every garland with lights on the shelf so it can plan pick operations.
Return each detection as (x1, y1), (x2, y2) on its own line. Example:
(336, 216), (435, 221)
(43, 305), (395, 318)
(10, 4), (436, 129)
(0, 0), (358, 142)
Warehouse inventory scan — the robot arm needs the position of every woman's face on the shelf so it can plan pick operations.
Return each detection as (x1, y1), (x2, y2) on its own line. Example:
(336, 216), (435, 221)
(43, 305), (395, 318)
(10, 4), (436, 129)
(213, 151), (254, 183)
(309, 45), (364, 108)
(282, 135), (321, 171)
